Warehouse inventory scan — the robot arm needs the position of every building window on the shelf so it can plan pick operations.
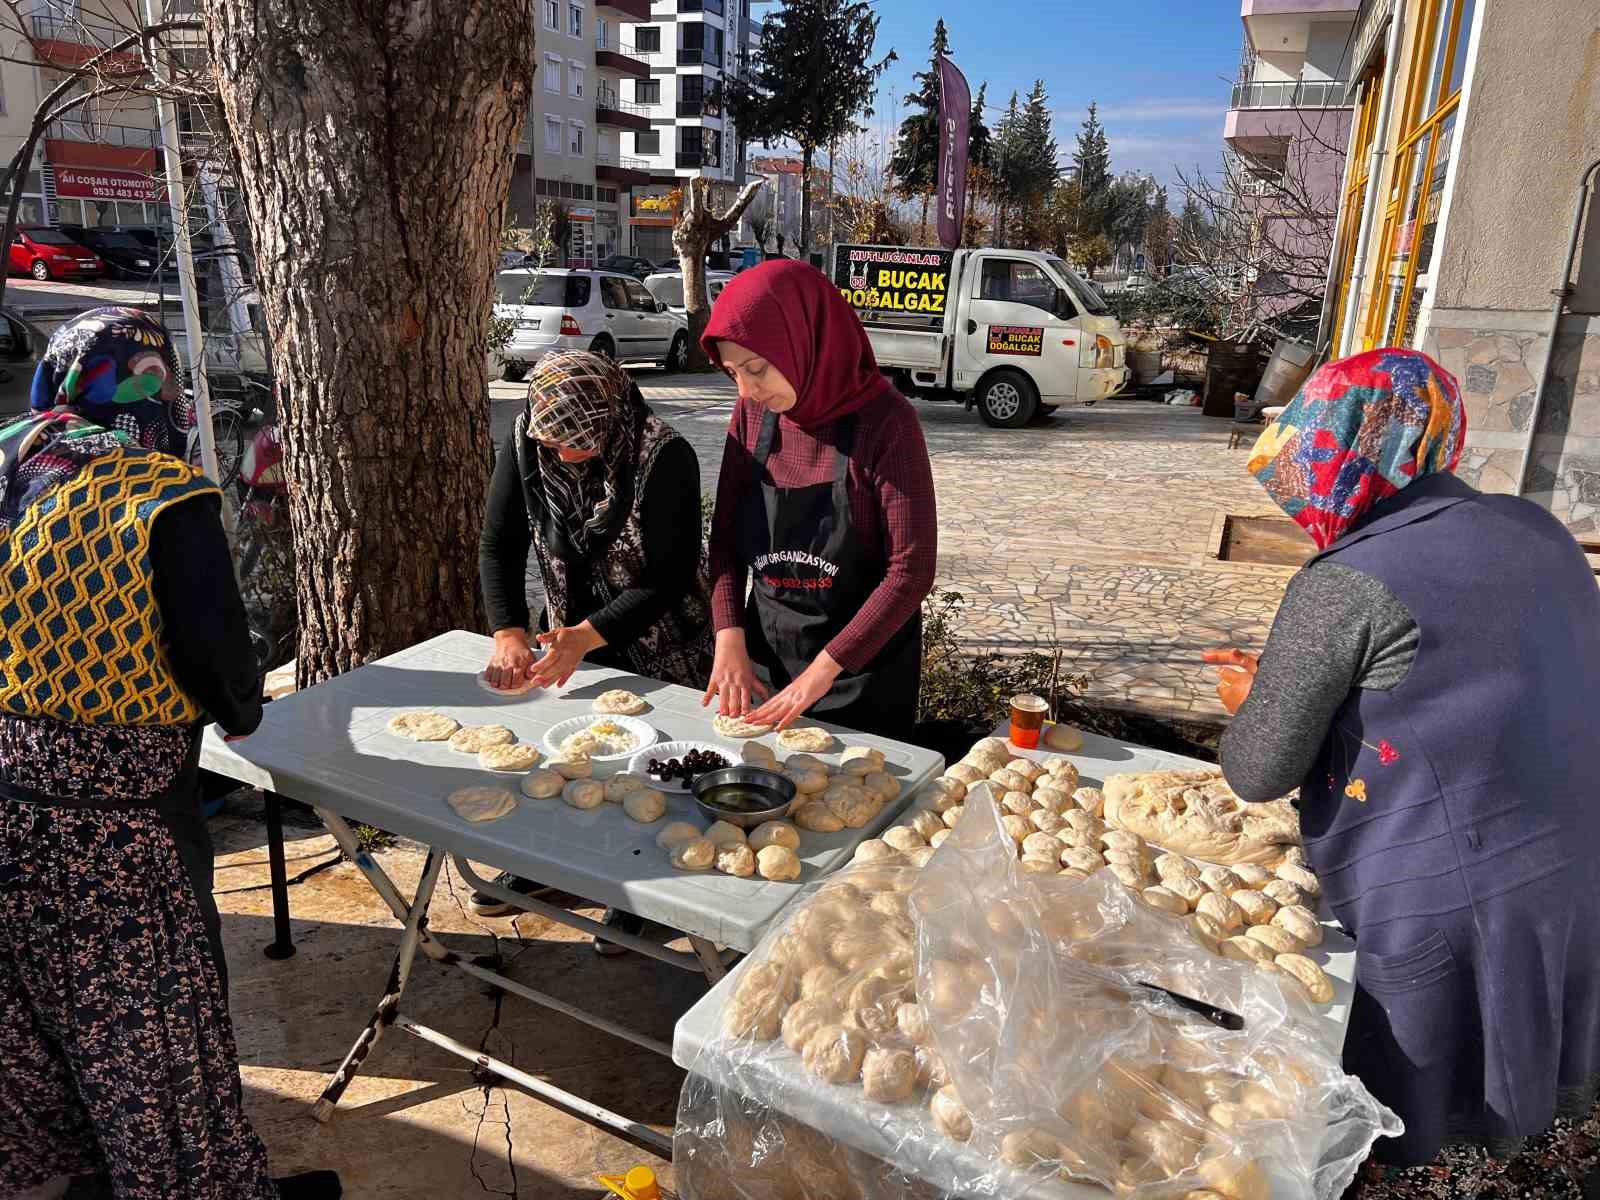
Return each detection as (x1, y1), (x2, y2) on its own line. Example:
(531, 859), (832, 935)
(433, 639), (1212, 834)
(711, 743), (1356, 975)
(543, 54), (563, 93)
(545, 115), (563, 154)
(598, 187), (618, 205)
(569, 120), (585, 157)
(681, 126), (704, 166)
(542, 0), (558, 29)
(568, 1), (582, 38)
(635, 79), (660, 105)
(635, 25), (660, 52)
(569, 63), (585, 98)
(636, 129), (660, 155)
(1364, 0), (1476, 349)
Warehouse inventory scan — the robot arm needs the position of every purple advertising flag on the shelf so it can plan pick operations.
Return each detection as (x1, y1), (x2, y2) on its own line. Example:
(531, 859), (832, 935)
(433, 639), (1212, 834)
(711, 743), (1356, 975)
(936, 54), (972, 250)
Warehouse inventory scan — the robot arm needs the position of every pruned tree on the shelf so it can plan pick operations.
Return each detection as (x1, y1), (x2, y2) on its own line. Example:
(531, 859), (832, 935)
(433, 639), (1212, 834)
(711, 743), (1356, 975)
(888, 17), (948, 243)
(205, 0), (533, 684)
(725, 0), (895, 253)
(674, 176), (762, 371)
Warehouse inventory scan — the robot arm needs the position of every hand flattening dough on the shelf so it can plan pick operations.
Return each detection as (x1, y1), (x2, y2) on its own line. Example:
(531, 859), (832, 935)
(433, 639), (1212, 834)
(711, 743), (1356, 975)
(388, 711), (459, 741)
(479, 743), (541, 772)
(622, 788), (666, 823)
(448, 724), (515, 753)
(520, 768), (564, 799)
(748, 820), (799, 852)
(712, 713), (771, 738)
(446, 786), (518, 822)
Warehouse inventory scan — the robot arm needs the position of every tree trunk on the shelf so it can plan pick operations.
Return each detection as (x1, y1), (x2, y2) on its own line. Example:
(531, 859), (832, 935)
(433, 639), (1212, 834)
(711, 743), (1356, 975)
(674, 177), (762, 372)
(204, 0), (532, 686)
(918, 190), (929, 245)
(800, 144), (813, 255)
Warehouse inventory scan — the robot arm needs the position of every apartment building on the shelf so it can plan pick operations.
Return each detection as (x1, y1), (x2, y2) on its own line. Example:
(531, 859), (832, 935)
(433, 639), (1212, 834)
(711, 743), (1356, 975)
(620, 0), (762, 260)
(1324, 0), (1600, 538)
(739, 155), (802, 250)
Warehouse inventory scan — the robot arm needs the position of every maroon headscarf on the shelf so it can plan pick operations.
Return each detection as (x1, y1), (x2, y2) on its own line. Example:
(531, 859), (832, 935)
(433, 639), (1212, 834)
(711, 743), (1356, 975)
(701, 260), (893, 429)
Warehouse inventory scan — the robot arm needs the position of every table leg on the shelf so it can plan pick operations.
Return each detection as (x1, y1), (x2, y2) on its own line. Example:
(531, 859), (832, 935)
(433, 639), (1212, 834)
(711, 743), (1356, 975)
(311, 848), (444, 1124)
(315, 806), (451, 964)
(263, 791), (296, 960)
(689, 936), (728, 984)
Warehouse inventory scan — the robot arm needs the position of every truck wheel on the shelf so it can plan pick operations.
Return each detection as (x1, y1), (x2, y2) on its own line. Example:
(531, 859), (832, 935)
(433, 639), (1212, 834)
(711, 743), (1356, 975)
(977, 370), (1038, 428)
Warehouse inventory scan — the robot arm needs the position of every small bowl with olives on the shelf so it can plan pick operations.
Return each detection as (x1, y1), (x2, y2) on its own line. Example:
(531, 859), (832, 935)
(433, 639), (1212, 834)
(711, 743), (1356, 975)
(629, 741), (736, 794)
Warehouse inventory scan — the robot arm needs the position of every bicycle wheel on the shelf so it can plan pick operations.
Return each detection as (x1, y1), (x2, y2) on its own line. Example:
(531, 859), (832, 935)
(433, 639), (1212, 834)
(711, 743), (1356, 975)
(193, 407), (246, 490)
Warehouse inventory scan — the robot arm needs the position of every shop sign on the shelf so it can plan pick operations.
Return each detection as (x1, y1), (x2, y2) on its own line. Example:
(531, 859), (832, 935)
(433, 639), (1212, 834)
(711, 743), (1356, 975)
(54, 167), (162, 203)
(832, 245), (956, 317)
(986, 325), (1044, 357)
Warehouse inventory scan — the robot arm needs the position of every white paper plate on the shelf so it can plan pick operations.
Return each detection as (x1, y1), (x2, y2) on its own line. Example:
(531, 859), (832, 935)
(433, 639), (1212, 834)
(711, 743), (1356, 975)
(542, 713), (657, 765)
(628, 739), (736, 795)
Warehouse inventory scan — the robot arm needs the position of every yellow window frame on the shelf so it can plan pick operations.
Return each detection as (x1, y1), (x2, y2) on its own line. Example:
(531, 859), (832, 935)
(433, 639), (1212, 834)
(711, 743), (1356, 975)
(1329, 75), (1383, 350)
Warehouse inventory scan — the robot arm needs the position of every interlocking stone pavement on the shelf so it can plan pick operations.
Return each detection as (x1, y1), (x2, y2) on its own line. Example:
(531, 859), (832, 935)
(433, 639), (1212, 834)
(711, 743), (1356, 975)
(490, 369), (1294, 724)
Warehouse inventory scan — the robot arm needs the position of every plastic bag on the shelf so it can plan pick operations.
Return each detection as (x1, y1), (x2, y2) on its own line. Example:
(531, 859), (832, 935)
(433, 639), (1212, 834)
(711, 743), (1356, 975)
(674, 789), (1400, 1200)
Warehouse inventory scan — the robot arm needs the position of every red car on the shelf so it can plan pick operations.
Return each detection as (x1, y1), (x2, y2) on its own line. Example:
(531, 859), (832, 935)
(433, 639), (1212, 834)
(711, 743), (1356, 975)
(10, 227), (102, 281)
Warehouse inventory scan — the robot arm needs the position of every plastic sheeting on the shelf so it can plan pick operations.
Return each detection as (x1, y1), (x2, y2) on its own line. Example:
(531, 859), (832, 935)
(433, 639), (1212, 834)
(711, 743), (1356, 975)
(675, 789), (1400, 1199)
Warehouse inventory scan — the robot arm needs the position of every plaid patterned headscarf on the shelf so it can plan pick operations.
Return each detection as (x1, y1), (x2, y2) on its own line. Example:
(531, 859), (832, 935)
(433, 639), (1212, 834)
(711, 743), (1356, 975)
(525, 350), (645, 556)
(1248, 348), (1466, 550)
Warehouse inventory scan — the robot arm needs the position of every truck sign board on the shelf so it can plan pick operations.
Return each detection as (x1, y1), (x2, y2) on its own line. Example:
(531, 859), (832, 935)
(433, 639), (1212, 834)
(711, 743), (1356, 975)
(833, 245), (956, 321)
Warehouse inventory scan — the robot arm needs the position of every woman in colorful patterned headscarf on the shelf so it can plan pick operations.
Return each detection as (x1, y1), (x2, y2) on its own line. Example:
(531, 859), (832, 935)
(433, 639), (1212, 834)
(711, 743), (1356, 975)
(0, 309), (340, 1197)
(475, 350), (713, 938)
(1208, 348), (1600, 1171)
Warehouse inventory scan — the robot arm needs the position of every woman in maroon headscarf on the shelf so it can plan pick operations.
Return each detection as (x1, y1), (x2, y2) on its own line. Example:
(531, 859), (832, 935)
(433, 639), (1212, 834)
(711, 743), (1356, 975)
(700, 261), (937, 739)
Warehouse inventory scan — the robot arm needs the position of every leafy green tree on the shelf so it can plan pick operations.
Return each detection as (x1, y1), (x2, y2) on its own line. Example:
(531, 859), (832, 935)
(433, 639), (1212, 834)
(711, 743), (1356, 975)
(726, 0), (896, 251)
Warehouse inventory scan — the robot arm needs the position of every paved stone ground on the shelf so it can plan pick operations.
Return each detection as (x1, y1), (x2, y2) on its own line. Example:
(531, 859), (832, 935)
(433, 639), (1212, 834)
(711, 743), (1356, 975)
(492, 369), (1295, 723)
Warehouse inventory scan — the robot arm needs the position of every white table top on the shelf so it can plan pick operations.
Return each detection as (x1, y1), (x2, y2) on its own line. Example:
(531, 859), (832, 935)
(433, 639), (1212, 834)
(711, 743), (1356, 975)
(200, 631), (944, 951)
(672, 725), (1359, 1198)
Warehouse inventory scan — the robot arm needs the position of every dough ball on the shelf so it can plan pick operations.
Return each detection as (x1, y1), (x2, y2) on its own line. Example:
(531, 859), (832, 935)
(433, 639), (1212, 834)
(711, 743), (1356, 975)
(1058, 867), (1090, 881)
(1000, 813), (1033, 846)
(723, 963), (788, 1039)
(1063, 809), (1105, 840)
(1244, 925), (1303, 956)
(1195, 892), (1246, 934)
(1271, 903), (1323, 947)
(1201, 866), (1246, 896)
(756, 845), (802, 881)
(622, 788), (667, 824)
(1232, 889), (1279, 926)
(840, 745), (886, 773)
(1124, 1119), (1201, 1174)
(520, 768), (564, 799)
(1022, 831), (1063, 859)
(896, 1001), (932, 1045)
(1042, 754), (1080, 781)
(923, 776), (967, 812)
(784, 766), (830, 796)
(799, 963), (844, 998)
(930, 1084), (972, 1142)
(862, 771), (900, 802)
(448, 724), (515, 753)
(929, 829), (950, 849)
(655, 820), (705, 849)
(988, 768), (1029, 794)
(869, 889), (914, 923)
(1220, 935), (1276, 966)
(1044, 723), (1084, 752)
(1020, 855), (1059, 874)
(1155, 852), (1201, 882)
(822, 782), (880, 828)
(670, 837), (716, 871)
(944, 762), (984, 787)
(562, 779), (604, 810)
(1072, 786), (1105, 817)
(853, 839), (900, 865)
(1032, 785), (1073, 814)
(1101, 829), (1147, 857)
(907, 810), (945, 841)
(704, 820), (749, 848)
(740, 740), (778, 767)
(971, 736), (1009, 758)
(881, 825), (925, 855)
(1001, 757), (1041, 784)
(1231, 863), (1274, 888)
(940, 803), (965, 830)
(1060, 846), (1106, 874)
(794, 802), (845, 833)
(926, 959), (977, 1017)
(1195, 1154), (1270, 1200)
(387, 711), (460, 741)
(1163, 873), (1207, 909)
(748, 820), (800, 852)
(1277, 844), (1311, 869)
(1028, 808), (1067, 835)
(785, 753), (827, 774)
(1000, 1127), (1062, 1169)
(1262, 878), (1310, 909)
(603, 773), (649, 803)
(1189, 912), (1227, 953)
(446, 786), (518, 823)
(802, 1024), (867, 1084)
(1000, 790), (1035, 817)
(777, 725), (835, 754)
(1275, 863), (1322, 899)
(715, 842), (757, 878)
(1105, 862), (1148, 890)
(1275, 953), (1334, 1004)
(550, 757), (592, 780)
(781, 995), (840, 1052)
(907, 845), (935, 869)
(592, 688), (648, 715)
(1142, 886), (1189, 915)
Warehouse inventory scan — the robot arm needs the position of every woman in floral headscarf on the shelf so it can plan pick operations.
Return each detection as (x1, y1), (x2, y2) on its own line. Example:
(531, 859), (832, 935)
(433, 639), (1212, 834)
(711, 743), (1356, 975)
(0, 309), (339, 1198)
(1207, 349), (1600, 1170)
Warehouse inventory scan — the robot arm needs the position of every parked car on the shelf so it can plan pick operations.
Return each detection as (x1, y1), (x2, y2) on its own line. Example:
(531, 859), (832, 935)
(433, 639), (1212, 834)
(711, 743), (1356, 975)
(490, 267), (690, 381)
(57, 226), (160, 281)
(642, 269), (733, 318)
(9, 227), (102, 281)
(0, 306), (43, 416)
(598, 254), (656, 281)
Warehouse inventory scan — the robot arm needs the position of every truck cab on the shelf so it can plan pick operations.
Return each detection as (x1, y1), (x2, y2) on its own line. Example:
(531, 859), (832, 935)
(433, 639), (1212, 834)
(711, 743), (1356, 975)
(834, 245), (1130, 427)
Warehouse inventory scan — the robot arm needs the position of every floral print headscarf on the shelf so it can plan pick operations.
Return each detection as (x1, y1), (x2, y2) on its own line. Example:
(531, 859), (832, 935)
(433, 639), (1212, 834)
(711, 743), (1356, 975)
(1248, 348), (1467, 550)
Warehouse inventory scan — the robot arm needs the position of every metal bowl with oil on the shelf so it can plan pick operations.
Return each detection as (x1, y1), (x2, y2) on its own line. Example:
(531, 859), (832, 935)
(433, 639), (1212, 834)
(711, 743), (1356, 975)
(690, 765), (797, 830)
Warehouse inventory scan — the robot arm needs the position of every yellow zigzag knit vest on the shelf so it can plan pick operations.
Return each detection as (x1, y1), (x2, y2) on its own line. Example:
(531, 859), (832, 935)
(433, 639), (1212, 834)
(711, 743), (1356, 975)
(0, 447), (218, 725)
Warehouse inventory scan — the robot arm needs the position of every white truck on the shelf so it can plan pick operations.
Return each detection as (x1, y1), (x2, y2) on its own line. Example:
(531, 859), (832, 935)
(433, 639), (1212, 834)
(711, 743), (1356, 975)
(833, 244), (1131, 427)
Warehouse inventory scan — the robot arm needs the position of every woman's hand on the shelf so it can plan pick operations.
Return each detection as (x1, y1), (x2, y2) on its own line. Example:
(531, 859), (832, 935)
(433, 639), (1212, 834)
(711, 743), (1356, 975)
(703, 628), (769, 717)
(485, 628), (537, 691)
(528, 622), (605, 689)
(1202, 648), (1260, 715)
(748, 651), (843, 732)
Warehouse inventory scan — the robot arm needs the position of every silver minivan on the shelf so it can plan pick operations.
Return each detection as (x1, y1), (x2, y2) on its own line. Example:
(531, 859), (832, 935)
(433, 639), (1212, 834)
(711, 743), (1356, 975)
(491, 267), (690, 381)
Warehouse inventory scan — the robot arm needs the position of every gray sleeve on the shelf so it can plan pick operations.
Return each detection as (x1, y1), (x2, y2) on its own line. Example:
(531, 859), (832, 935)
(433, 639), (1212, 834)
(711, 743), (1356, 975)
(1219, 562), (1418, 802)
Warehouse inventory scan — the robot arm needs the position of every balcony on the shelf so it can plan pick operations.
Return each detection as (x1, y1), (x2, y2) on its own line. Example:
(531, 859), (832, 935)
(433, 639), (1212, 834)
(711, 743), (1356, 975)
(46, 118), (159, 149)
(676, 149), (723, 170)
(595, 0), (650, 20)
(677, 93), (723, 119)
(679, 0), (725, 13)
(28, 13), (144, 69)
(596, 89), (653, 132)
(596, 153), (653, 186)
(595, 31), (650, 77)
(1229, 78), (1348, 109)
(677, 46), (724, 68)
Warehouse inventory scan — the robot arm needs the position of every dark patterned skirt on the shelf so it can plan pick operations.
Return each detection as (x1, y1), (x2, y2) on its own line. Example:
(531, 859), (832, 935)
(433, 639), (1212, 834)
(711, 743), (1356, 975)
(0, 716), (275, 1200)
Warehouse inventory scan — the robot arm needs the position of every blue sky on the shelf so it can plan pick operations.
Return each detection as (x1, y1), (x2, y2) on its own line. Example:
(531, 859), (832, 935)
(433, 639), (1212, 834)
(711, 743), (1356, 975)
(851, 0), (1244, 189)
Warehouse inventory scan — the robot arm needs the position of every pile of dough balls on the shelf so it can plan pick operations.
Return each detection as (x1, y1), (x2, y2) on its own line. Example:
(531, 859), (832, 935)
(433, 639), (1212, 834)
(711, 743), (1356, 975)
(660, 818), (803, 882)
(721, 865), (948, 1108)
(784, 745), (900, 834)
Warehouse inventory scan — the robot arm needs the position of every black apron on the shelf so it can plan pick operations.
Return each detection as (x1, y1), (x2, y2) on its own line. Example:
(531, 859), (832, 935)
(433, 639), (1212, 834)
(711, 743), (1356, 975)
(736, 410), (921, 741)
